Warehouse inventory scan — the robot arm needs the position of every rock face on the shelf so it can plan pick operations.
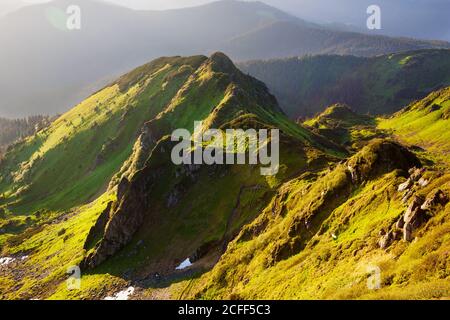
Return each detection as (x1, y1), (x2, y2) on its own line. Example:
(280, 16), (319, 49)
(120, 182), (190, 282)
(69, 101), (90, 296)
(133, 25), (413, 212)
(82, 159), (162, 269)
(379, 231), (394, 249)
(83, 201), (113, 251)
(403, 196), (426, 241)
(394, 165), (450, 242)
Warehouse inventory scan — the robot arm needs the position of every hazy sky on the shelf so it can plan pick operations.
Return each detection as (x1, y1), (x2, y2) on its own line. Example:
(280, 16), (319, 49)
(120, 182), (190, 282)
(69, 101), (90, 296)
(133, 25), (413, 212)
(1, 0), (449, 41)
(1, 0), (211, 14)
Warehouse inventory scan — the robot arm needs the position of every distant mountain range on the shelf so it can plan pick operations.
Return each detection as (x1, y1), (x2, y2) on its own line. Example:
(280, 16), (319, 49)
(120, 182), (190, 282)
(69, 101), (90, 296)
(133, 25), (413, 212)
(239, 49), (450, 119)
(1, 0), (449, 118)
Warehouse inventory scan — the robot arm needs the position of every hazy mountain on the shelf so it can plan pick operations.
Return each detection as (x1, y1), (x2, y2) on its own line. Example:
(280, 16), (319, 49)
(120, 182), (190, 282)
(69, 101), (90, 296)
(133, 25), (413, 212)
(263, 0), (450, 42)
(1, 0), (448, 118)
(0, 0), (26, 17)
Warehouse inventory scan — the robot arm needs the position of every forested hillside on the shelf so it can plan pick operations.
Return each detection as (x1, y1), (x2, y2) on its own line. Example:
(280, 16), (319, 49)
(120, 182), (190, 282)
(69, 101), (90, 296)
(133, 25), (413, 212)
(0, 116), (50, 156)
(239, 49), (450, 119)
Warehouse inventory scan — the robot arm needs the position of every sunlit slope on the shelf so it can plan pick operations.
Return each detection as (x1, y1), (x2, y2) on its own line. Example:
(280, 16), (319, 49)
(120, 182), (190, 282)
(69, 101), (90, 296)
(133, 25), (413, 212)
(0, 56), (206, 213)
(184, 139), (450, 299)
(0, 53), (345, 299)
(378, 87), (450, 165)
(304, 103), (380, 150)
(81, 53), (343, 274)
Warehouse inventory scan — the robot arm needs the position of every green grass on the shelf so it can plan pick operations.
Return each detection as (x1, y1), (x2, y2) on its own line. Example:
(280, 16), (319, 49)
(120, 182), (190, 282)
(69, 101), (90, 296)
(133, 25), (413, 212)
(0, 57), (205, 216)
(0, 53), (344, 300)
(378, 87), (450, 166)
(0, 192), (115, 299)
(177, 139), (450, 300)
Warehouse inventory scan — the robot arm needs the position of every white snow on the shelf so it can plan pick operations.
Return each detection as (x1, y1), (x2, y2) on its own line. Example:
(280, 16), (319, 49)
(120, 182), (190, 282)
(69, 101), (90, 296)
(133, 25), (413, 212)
(176, 258), (193, 270)
(0, 257), (15, 266)
(0, 255), (28, 267)
(104, 287), (135, 300)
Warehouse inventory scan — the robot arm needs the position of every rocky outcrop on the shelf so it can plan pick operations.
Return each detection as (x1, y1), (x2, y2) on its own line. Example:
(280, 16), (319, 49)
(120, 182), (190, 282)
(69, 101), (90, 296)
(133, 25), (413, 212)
(403, 196), (427, 241)
(83, 201), (113, 251)
(82, 159), (161, 269)
(379, 230), (394, 249)
(268, 140), (422, 258)
(392, 167), (450, 243)
(346, 139), (421, 184)
(421, 189), (448, 210)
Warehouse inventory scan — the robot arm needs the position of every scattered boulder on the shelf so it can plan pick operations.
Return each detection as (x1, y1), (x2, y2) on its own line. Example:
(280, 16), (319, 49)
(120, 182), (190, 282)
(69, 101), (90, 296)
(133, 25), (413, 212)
(409, 167), (425, 182)
(404, 196), (425, 227)
(379, 231), (393, 249)
(418, 177), (429, 187)
(403, 196), (428, 242)
(421, 189), (449, 210)
(403, 222), (414, 242)
(398, 178), (412, 192)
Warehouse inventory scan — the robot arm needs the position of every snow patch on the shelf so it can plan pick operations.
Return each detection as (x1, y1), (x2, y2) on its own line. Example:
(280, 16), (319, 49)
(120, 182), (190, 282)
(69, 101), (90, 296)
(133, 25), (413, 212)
(0, 255), (28, 267)
(176, 258), (192, 270)
(104, 287), (135, 300)
(0, 257), (15, 266)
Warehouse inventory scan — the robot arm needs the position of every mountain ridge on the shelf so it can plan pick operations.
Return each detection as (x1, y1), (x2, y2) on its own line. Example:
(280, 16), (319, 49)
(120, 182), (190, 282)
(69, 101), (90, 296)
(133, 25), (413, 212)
(1, 52), (449, 300)
(0, 53), (344, 300)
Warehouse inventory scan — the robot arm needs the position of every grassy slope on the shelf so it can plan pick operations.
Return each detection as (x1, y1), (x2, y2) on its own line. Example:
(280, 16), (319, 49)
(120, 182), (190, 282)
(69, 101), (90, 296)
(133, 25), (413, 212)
(180, 139), (450, 300)
(2, 56), (448, 301)
(174, 88), (450, 300)
(378, 87), (450, 166)
(78, 53), (343, 288)
(0, 53), (344, 299)
(0, 56), (206, 239)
